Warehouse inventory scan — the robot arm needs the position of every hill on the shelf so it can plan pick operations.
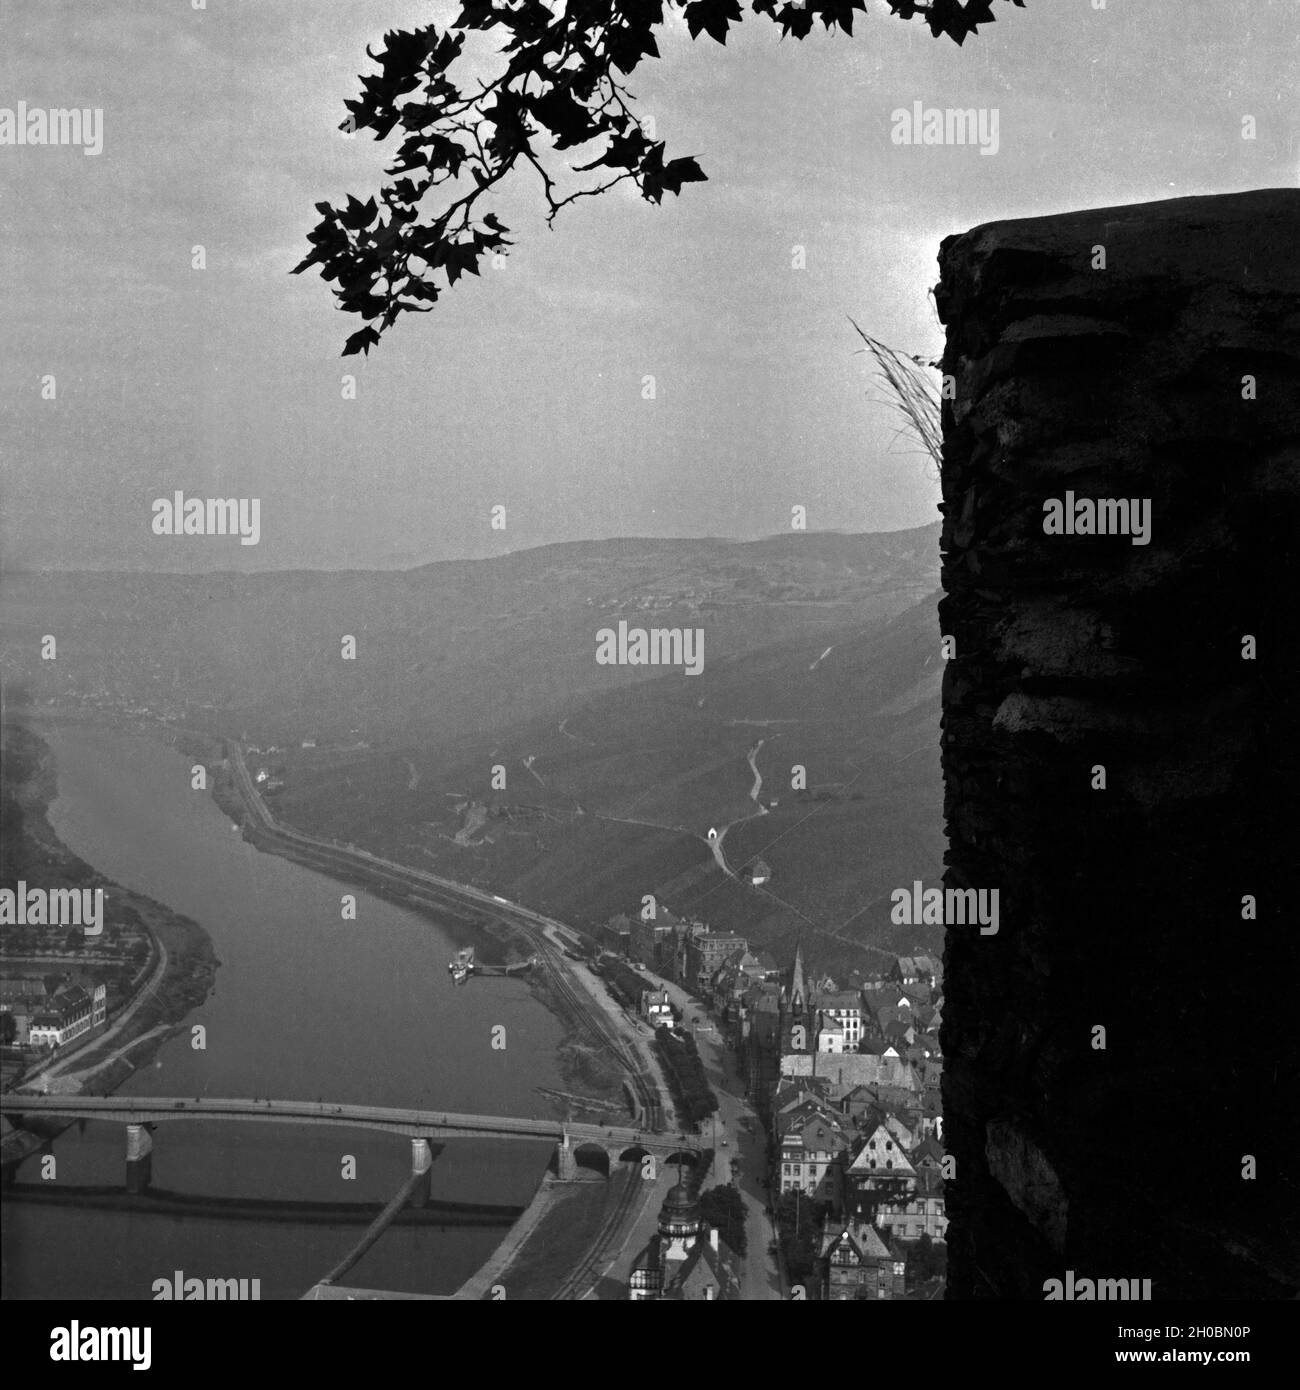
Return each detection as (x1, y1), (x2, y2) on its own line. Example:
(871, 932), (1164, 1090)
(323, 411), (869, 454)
(2, 524), (945, 973)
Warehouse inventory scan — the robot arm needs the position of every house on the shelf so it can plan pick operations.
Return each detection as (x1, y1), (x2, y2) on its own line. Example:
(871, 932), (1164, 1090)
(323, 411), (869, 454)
(733, 950), (772, 985)
(772, 1079), (837, 1131)
(818, 990), (864, 1048)
(855, 1122), (918, 1182)
(629, 1176), (740, 1300)
(601, 913), (633, 956)
(892, 956), (939, 986)
(821, 1222), (907, 1301)
(850, 1096), (924, 1143)
(750, 949), (782, 981)
(919, 1059), (944, 1104)
(630, 915), (679, 975)
(26, 982), (106, 1048)
(683, 928), (748, 993)
(912, 955), (940, 986)
(861, 981), (906, 1012)
(883, 1113), (918, 1150)
(841, 1085), (881, 1123)
(911, 1135), (946, 1172)
(640, 989), (674, 1027)
(777, 1106), (851, 1200)
(815, 1017), (847, 1054)
(874, 1168), (949, 1242)
(844, 1125), (917, 1226)
(780, 1052), (921, 1096)
(742, 857), (771, 887)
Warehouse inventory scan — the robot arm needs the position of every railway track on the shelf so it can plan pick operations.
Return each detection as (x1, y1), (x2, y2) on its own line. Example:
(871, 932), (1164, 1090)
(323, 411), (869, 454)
(228, 740), (670, 1135)
(229, 740), (679, 1295)
(549, 1168), (645, 1301)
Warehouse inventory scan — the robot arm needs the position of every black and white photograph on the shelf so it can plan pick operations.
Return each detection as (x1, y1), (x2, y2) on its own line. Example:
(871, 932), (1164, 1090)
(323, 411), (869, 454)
(1, 0), (1296, 1362)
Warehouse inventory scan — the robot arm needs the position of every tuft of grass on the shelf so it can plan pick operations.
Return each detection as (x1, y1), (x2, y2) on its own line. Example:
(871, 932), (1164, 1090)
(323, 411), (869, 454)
(849, 319), (942, 474)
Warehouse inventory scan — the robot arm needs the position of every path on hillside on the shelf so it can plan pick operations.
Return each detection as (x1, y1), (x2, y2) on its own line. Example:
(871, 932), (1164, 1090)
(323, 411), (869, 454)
(746, 739), (765, 808)
(708, 740), (769, 877)
(808, 646), (835, 671)
(522, 755), (546, 789)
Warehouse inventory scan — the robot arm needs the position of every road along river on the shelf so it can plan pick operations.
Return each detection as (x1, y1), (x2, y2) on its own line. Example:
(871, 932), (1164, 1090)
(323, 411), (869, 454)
(1, 721), (567, 1300)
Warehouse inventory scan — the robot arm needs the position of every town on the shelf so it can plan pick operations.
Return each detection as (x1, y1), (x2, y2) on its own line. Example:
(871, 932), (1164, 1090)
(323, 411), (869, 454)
(587, 906), (947, 1300)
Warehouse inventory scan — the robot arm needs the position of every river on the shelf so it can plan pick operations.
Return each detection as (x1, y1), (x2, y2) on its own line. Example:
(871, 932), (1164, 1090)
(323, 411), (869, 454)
(0, 721), (567, 1300)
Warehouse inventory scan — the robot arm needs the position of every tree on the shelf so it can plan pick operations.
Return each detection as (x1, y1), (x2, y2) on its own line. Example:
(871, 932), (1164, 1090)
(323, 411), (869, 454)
(0, 1012), (16, 1045)
(64, 929), (84, 952)
(699, 1182), (748, 1256)
(295, 0), (1028, 354)
(774, 1190), (822, 1280)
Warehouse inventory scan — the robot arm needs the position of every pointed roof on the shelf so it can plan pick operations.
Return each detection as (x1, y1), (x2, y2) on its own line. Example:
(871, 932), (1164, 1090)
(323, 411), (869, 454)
(820, 1221), (892, 1262)
(663, 1234), (739, 1300)
(850, 1122), (918, 1177)
(910, 1135), (946, 1166)
(789, 940), (807, 1011)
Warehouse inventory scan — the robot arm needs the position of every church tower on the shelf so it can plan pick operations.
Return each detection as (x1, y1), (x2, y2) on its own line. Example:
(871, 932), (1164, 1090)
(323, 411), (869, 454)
(788, 939), (808, 1015)
(779, 938), (813, 1052)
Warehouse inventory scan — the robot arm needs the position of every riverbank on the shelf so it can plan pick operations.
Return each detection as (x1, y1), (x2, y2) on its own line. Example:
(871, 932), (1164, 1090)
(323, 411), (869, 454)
(1, 721), (219, 1161)
(186, 730), (630, 1122)
(1, 715), (579, 1299)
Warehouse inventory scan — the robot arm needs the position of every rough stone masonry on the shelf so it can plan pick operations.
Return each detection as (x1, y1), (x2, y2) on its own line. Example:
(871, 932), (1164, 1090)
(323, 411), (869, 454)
(934, 189), (1300, 1299)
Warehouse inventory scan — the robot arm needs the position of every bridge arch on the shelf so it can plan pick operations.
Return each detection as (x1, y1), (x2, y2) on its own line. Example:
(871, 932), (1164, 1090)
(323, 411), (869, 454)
(570, 1142), (612, 1177)
(615, 1142), (653, 1168)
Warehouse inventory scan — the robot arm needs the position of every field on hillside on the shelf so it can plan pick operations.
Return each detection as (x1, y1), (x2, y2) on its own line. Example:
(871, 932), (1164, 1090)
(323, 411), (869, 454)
(1, 527), (939, 751)
(268, 592), (946, 973)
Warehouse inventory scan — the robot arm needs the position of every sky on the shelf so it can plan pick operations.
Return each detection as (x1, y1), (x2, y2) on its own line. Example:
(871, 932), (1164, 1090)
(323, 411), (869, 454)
(0, 0), (1295, 571)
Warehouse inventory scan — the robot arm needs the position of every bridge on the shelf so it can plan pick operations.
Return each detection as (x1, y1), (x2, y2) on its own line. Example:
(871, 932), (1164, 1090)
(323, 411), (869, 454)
(0, 1094), (704, 1193)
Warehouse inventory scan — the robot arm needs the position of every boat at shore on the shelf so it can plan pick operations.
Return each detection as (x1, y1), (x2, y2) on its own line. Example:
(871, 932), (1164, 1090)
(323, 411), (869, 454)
(448, 946), (475, 984)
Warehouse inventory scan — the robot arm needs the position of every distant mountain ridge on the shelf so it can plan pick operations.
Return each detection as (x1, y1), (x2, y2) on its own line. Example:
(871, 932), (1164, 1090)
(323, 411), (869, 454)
(2, 522), (945, 971)
(2, 523), (942, 749)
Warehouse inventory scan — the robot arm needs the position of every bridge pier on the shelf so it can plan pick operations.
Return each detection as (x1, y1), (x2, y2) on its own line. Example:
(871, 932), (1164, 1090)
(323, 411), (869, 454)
(409, 1138), (433, 1209)
(555, 1132), (577, 1181)
(125, 1124), (153, 1194)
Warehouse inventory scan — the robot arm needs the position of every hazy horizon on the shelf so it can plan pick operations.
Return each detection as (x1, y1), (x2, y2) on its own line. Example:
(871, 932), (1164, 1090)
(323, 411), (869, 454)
(0, 518), (942, 576)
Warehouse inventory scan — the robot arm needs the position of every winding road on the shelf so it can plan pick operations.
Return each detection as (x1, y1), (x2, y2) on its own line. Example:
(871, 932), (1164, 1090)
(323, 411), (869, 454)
(707, 739), (768, 877)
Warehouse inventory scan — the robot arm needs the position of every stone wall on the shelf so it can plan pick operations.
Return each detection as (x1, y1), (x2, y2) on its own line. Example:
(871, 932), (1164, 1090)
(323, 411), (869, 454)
(934, 189), (1299, 1299)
